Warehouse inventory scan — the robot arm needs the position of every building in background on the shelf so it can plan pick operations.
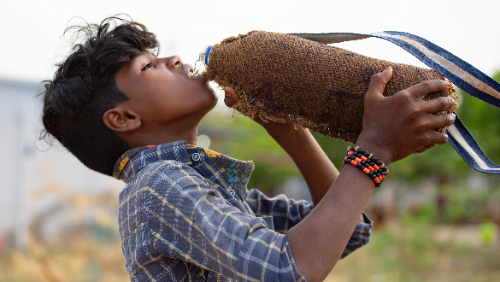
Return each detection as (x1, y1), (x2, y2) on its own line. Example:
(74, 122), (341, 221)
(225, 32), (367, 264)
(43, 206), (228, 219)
(0, 78), (124, 250)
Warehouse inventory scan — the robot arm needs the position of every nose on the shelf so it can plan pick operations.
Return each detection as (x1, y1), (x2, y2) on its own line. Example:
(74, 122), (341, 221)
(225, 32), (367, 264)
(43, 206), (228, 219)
(165, 56), (183, 68)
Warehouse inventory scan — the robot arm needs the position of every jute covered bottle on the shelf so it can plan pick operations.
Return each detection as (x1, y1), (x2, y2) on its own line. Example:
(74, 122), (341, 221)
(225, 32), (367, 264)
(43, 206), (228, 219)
(201, 31), (457, 152)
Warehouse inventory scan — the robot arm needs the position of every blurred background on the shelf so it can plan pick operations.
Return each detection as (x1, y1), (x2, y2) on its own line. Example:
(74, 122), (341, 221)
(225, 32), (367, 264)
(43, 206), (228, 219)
(1, 0), (499, 281)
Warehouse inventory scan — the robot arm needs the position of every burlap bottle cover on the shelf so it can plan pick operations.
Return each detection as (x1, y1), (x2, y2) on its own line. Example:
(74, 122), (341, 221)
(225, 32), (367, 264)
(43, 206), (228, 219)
(202, 31), (458, 153)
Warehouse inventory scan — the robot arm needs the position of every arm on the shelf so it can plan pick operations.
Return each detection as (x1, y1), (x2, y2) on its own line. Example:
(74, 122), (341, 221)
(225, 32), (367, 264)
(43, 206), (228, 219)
(224, 90), (338, 207)
(245, 188), (372, 258)
(288, 67), (456, 281)
(256, 122), (337, 207)
(228, 67), (456, 281)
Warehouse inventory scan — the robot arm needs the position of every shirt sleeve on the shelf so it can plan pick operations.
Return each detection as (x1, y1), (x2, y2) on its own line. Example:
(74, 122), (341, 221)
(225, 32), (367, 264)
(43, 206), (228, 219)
(339, 213), (373, 259)
(142, 161), (305, 282)
(245, 188), (373, 259)
(245, 188), (313, 233)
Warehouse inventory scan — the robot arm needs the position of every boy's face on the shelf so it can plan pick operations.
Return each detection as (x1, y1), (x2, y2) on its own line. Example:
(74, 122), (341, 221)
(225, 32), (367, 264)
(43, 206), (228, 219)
(115, 52), (217, 127)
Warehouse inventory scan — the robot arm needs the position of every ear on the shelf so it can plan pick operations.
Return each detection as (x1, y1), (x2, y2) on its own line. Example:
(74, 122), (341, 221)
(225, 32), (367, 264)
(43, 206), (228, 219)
(103, 107), (141, 133)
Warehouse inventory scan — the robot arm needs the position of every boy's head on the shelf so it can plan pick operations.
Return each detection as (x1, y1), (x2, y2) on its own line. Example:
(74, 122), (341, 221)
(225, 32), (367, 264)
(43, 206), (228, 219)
(41, 16), (217, 176)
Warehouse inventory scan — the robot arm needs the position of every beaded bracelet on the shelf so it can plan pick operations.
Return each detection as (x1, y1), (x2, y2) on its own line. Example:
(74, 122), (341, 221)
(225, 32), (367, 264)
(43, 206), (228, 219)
(342, 146), (389, 188)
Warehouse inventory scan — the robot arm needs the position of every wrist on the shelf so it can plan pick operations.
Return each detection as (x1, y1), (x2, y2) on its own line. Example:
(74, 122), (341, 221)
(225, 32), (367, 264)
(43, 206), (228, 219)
(355, 134), (393, 165)
(343, 146), (389, 188)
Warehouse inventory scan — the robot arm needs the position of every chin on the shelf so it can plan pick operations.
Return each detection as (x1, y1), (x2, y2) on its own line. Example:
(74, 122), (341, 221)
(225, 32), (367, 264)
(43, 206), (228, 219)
(204, 86), (218, 109)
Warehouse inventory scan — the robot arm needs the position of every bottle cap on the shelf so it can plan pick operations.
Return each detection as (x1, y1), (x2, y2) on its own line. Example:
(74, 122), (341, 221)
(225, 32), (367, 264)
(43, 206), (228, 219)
(198, 45), (213, 66)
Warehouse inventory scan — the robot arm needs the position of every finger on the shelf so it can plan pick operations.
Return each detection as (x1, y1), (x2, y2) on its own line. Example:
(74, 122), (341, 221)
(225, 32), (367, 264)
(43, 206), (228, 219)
(421, 113), (456, 130)
(425, 130), (450, 146)
(224, 86), (237, 107)
(404, 79), (450, 100)
(366, 66), (393, 100)
(224, 86), (236, 97)
(421, 96), (456, 113)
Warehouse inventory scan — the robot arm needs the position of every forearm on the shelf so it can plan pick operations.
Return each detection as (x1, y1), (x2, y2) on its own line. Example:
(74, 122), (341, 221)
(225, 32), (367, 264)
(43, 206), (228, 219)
(287, 165), (374, 282)
(263, 125), (338, 206)
(224, 86), (339, 206)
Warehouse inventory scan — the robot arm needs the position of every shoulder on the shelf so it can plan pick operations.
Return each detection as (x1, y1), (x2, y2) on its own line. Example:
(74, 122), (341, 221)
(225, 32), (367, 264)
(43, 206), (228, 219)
(141, 159), (210, 190)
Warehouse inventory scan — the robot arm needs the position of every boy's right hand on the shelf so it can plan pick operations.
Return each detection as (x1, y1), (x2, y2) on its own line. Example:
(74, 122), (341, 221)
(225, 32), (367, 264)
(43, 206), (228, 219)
(356, 67), (456, 165)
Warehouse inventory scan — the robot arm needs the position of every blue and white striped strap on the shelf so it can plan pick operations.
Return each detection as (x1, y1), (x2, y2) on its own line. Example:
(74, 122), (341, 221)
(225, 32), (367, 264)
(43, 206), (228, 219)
(290, 31), (500, 174)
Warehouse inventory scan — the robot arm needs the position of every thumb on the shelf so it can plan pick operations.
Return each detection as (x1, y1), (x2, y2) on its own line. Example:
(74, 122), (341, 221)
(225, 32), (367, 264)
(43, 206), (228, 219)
(366, 66), (393, 100)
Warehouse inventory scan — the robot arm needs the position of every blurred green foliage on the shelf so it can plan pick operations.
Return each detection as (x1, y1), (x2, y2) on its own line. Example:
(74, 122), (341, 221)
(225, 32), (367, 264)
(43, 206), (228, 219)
(407, 183), (500, 224)
(479, 222), (498, 244)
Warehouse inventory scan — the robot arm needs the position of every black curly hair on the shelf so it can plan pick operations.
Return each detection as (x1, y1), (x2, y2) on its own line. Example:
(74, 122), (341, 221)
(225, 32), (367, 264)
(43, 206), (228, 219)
(41, 16), (159, 176)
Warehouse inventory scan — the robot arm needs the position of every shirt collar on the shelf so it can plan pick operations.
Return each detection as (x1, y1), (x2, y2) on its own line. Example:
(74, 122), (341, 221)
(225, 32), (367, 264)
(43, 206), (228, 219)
(113, 141), (191, 181)
(201, 147), (254, 201)
(113, 141), (254, 200)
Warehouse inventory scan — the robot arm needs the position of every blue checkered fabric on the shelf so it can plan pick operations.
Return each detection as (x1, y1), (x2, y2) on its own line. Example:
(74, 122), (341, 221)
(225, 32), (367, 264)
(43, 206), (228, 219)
(116, 141), (372, 281)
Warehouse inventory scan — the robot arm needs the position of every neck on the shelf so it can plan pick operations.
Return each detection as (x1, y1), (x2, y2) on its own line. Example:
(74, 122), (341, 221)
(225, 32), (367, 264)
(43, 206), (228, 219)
(123, 122), (200, 149)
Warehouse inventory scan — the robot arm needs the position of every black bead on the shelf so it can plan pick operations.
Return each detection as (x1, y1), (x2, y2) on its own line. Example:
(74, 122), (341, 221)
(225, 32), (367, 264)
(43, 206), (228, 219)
(365, 163), (370, 168)
(358, 148), (365, 154)
(370, 162), (375, 166)
(364, 151), (370, 157)
(372, 156), (378, 161)
(356, 153), (362, 158)
(382, 167), (388, 172)
(376, 160), (383, 166)
(361, 161), (365, 165)
(371, 174), (377, 179)
(356, 163), (362, 168)
(368, 172), (373, 177)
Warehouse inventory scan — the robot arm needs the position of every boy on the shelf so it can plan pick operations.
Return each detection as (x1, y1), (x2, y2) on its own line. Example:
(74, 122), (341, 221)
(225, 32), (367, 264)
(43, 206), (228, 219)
(41, 17), (456, 282)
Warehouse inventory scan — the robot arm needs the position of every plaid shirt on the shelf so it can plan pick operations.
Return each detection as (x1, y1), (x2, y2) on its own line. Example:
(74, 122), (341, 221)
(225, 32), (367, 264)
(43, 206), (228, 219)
(114, 141), (372, 282)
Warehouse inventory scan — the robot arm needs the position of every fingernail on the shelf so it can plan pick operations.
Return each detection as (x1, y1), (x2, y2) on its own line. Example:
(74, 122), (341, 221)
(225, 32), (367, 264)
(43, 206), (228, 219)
(385, 66), (392, 71)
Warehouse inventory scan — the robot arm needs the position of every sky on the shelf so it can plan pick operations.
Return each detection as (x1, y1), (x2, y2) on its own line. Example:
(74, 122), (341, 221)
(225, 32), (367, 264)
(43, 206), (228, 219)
(1, 0), (499, 87)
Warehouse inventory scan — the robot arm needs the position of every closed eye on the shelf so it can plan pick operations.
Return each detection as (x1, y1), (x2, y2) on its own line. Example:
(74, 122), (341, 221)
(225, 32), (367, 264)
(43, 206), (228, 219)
(141, 62), (153, 71)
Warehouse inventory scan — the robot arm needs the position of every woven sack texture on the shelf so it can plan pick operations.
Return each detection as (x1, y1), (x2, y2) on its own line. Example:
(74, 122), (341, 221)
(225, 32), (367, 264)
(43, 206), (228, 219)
(202, 31), (458, 152)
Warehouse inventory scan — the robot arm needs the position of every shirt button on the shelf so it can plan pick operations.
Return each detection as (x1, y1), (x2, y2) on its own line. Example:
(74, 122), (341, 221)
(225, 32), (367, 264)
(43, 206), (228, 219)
(191, 153), (200, 162)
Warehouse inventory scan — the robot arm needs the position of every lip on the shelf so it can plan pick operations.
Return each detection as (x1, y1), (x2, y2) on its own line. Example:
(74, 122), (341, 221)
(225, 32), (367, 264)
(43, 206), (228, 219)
(184, 64), (194, 78)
